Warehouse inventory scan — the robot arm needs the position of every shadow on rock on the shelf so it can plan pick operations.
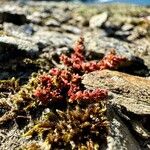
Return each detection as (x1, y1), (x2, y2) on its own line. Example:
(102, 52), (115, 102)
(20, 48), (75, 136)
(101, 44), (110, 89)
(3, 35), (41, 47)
(0, 37), (40, 84)
(119, 56), (149, 77)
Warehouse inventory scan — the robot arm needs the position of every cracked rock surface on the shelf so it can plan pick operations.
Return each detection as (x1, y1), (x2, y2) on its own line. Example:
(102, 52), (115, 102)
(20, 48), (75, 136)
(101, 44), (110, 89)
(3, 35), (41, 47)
(82, 69), (150, 115)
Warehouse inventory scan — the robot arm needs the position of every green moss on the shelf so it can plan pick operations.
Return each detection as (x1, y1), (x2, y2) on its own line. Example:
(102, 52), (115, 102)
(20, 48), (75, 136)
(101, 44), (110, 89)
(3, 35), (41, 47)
(0, 77), (19, 92)
(24, 103), (108, 149)
(12, 73), (38, 108)
(21, 143), (41, 150)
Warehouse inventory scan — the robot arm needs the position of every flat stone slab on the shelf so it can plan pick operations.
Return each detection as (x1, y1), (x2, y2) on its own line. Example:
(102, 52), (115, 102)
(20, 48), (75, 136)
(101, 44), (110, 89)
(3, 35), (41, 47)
(82, 69), (150, 115)
(90, 12), (108, 28)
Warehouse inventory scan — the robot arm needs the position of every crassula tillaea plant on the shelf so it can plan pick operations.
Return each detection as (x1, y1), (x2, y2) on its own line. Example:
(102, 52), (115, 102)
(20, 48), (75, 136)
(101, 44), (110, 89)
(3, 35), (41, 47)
(34, 37), (126, 104)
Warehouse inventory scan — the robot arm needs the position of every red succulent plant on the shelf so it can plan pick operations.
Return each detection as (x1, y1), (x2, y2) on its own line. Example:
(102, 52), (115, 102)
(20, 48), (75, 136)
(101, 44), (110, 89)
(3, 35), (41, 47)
(60, 37), (126, 73)
(34, 37), (127, 104)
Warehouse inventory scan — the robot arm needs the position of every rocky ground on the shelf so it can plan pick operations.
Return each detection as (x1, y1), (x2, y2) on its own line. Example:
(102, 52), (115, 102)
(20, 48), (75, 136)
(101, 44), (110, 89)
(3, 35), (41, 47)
(0, 1), (150, 150)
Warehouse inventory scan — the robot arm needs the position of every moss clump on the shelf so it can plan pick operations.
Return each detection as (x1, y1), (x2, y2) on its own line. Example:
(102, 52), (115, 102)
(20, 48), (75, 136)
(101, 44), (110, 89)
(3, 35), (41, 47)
(21, 143), (41, 150)
(24, 103), (108, 150)
(0, 77), (19, 93)
(12, 73), (39, 109)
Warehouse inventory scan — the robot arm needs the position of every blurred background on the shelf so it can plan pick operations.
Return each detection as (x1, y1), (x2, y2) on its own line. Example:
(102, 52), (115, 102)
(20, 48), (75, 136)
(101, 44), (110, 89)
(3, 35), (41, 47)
(18, 0), (150, 5)
(0, 0), (149, 80)
(3, 0), (149, 6)
(82, 0), (150, 5)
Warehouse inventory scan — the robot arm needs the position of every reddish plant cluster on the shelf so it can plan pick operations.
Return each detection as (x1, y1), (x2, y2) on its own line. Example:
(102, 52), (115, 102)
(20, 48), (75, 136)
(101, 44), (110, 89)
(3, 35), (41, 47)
(34, 69), (77, 104)
(34, 68), (107, 103)
(69, 89), (108, 102)
(34, 37), (127, 104)
(34, 74), (63, 104)
(60, 37), (127, 73)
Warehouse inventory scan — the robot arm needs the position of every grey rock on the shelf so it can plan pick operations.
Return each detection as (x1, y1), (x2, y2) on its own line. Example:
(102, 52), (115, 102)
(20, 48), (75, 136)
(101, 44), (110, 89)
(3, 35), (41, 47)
(52, 9), (71, 23)
(90, 12), (108, 28)
(84, 34), (135, 63)
(62, 25), (81, 34)
(0, 127), (27, 150)
(33, 31), (77, 48)
(121, 24), (134, 31)
(45, 19), (61, 27)
(0, 36), (39, 54)
(131, 120), (150, 139)
(115, 30), (131, 37)
(0, 125), (40, 150)
(107, 108), (141, 150)
(127, 26), (148, 41)
(27, 11), (50, 25)
(27, 15), (42, 25)
(132, 39), (150, 70)
(3, 23), (34, 39)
